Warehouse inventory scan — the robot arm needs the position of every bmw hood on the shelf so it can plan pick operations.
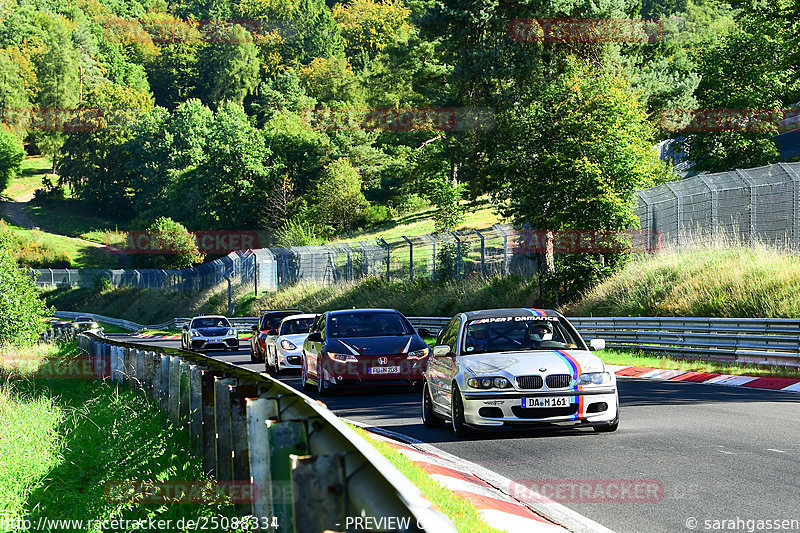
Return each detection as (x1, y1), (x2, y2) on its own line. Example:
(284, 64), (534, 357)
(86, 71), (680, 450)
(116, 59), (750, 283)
(461, 350), (605, 377)
(326, 336), (427, 356)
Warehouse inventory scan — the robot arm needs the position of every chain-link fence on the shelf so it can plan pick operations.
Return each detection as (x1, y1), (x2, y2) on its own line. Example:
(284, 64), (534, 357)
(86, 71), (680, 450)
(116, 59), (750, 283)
(33, 224), (534, 291)
(35, 162), (800, 292)
(636, 162), (800, 249)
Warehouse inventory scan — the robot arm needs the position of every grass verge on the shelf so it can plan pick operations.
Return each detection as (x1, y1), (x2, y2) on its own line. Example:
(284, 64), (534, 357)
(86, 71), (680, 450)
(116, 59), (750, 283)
(568, 239), (800, 318)
(598, 348), (800, 379)
(351, 426), (504, 533)
(0, 343), (243, 532)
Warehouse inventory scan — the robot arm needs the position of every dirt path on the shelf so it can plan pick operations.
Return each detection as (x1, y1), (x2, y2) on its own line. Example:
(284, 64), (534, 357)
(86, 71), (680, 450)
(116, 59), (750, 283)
(1, 193), (106, 249)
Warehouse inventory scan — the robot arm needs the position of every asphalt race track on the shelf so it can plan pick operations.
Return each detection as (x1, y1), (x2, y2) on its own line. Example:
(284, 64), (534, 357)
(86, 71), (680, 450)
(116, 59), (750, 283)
(117, 334), (800, 533)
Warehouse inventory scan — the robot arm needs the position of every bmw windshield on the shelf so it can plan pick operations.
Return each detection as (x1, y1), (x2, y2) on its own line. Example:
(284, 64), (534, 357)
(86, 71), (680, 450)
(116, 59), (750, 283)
(461, 317), (583, 355)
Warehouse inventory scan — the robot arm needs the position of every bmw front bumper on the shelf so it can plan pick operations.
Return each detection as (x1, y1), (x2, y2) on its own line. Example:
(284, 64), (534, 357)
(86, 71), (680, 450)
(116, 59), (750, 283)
(461, 388), (618, 427)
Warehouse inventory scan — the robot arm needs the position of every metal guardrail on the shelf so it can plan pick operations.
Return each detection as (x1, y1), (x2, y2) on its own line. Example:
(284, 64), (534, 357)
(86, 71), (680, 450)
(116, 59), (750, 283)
(76, 332), (454, 533)
(54, 311), (145, 332)
(570, 317), (800, 368)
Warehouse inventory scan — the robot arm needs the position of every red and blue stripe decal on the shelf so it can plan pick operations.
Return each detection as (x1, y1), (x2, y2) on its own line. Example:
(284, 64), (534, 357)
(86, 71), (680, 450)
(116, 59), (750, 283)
(527, 308), (547, 316)
(552, 349), (584, 420)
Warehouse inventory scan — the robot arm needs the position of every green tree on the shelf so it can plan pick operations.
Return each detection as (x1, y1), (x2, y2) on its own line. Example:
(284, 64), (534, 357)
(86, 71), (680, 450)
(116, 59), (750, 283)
(0, 130), (25, 192)
(0, 229), (52, 346)
(333, 0), (411, 70)
(33, 15), (80, 172)
(200, 23), (259, 107)
(194, 102), (281, 229)
(312, 157), (369, 231)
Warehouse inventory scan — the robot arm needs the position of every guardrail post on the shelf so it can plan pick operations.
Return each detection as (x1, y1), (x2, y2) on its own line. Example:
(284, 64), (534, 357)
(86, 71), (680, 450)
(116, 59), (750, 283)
(190, 365), (203, 452)
(229, 385), (257, 486)
(122, 347), (132, 384)
(111, 346), (123, 382)
(267, 420), (308, 529)
(246, 396), (279, 519)
(201, 370), (223, 476)
(134, 349), (144, 390)
(180, 361), (192, 423)
(148, 351), (159, 398)
(160, 354), (170, 412)
(291, 454), (347, 533)
(214, 377), (237, 481)
(168, 356), (181, 421)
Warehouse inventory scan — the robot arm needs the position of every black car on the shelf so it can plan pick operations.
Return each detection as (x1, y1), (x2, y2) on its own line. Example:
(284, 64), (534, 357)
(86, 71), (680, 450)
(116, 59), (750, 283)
(250, 309), (303, 363)
(301, 308), (433, 395)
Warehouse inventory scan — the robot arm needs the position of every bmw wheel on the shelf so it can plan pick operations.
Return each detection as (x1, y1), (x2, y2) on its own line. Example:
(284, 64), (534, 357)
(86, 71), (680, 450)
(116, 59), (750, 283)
(450, 384), (470, 437)
(422, 382), (443, 428)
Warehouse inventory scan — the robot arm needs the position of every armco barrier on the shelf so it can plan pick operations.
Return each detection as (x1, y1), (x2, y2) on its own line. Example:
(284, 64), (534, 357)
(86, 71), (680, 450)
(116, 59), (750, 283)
(571, 317), (800, 368)
(76, 331), (455, 533)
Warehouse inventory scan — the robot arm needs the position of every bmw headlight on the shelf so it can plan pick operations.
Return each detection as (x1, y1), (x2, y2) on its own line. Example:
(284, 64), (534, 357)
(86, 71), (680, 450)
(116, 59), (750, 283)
(577, 372), (611, 385)
(467, 376), (512, 389)
(280, 339), (297, 351)
(328, 353), (358, 362)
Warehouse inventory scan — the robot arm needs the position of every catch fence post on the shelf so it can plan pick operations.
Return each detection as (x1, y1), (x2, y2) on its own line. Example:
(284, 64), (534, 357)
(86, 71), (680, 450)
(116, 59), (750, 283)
(474, 229), (485, 276)
(402, 236), (413, 281)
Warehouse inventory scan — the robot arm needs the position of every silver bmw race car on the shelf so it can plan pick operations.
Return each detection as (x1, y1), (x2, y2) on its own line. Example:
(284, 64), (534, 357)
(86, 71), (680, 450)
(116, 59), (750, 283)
(422, 308), (618, 436)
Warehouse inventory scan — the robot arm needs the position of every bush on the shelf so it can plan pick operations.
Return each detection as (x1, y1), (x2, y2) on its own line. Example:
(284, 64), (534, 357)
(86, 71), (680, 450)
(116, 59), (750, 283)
(0, 230), (53, 345)
(130, 217), (205, 270)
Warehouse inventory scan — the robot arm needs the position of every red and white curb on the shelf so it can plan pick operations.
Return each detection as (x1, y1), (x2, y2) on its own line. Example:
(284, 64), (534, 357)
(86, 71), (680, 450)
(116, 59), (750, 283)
(349, 422), (613, 533)
(608, 365), (800, 393)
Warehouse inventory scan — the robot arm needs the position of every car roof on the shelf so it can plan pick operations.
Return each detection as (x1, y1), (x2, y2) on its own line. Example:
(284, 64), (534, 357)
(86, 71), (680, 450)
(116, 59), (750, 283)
(191, 315), (228, 320)
(328, 308), (404, 316)
(460, 308), (563, 320)
(261, 309), (302, 316)
(281, 314), (317, 321)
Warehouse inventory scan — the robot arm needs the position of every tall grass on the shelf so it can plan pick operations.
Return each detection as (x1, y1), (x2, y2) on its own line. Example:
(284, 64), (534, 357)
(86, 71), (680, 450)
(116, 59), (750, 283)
(45, 275), (543, 323)
(568, 237), (800, 317)
(0, 344), (241, 532)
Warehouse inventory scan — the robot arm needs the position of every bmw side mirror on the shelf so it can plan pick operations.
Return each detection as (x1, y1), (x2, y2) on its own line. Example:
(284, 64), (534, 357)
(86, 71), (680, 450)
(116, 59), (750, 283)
(433, 345), (454, 358)
(588, 338), (606, 351)
(307, 332), (322, 343)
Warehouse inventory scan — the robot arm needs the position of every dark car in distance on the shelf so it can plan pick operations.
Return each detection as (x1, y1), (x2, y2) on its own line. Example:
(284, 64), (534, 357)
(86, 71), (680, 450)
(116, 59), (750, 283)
(249, 309), (303, 363)
(301, 309), (433, 395)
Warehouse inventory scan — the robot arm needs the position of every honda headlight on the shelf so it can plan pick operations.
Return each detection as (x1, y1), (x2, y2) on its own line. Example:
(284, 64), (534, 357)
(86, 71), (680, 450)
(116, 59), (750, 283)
(409, 347), (429, 358)
(577, 372), (611, 385)
(467, 376), (512, 389)
(328, 353), (358, 362)
(280, 339), (297, 351)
